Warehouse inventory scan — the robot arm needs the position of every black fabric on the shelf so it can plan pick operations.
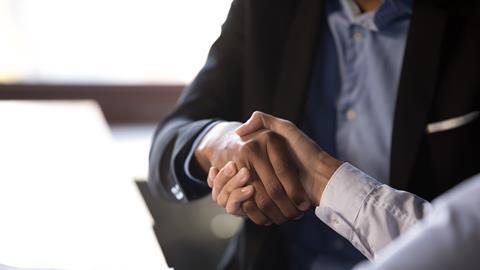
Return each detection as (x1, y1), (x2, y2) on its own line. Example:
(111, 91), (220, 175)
(148, 0), (480, 268)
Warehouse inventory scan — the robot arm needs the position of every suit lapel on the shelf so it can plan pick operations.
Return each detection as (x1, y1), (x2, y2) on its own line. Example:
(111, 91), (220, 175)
(273, 0), (324, 123)
(390, 1), (448, 189)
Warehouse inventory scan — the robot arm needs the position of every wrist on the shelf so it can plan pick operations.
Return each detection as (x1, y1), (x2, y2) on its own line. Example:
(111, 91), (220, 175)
(311, 152), (343, 206)
(194, 121), (241, 172)
(194, 132), (217, 173)
(193, 145), (213, 175)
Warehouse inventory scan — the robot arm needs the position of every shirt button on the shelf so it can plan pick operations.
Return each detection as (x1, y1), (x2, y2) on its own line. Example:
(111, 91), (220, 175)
(346, 109), (357, 121)
(332, 218), (340, 225)
(353, 31), (364, 42)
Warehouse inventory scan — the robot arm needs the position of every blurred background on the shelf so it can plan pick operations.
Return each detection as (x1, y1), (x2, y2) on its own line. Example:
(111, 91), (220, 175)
(0, 0), (241, 269)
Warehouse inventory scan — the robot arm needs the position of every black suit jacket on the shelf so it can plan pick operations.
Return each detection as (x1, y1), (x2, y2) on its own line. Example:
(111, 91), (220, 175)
(149, 0), (480, 269)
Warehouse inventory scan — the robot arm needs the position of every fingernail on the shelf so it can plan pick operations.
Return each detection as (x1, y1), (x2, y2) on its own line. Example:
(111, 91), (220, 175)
(224, 162), (235, 176)
(299, 201), (310, 211)
(241, 186), (252, 193)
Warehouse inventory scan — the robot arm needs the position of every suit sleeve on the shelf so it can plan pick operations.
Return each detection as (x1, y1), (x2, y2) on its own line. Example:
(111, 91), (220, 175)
(148, 0), (245, 203)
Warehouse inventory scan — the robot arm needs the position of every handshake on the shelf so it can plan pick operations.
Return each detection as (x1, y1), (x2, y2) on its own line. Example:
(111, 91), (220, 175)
(195, 111), (343, 225)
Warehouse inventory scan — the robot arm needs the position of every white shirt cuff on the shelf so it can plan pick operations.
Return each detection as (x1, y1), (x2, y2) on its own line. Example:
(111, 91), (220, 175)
(315, 162), (382, 258)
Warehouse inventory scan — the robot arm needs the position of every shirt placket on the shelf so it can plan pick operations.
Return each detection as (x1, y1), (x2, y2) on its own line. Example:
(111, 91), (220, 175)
(336, 23), (367, 161)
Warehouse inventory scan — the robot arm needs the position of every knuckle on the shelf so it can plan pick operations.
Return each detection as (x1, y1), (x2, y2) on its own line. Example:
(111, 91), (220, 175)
(242, 200), (256, 213)
(226, 205), (236, 215)
(218, 167), (230, 180)
(261, 130), (279, 141)
(266, 183), (285, 201)
(256, 196), (275, 211)
(282, 120), (295, 130)
(252, 110), (262, 116)
(283, 119), (294, 126)
(291, 192), (306, 206)
(217, 193), (228, 208)
(241, 141), (260, 154)
(274, 163), (291, 179)
(252, 111), (264, 119)
(274, 158), (297, 180)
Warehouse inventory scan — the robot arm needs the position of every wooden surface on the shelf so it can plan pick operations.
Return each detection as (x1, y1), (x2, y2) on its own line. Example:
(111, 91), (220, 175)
(0, 84), (183, 124)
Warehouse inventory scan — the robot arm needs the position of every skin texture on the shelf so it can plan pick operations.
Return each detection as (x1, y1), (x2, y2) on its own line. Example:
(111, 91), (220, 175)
(195, 122), (310, 225)
(355, 0), (382, 12)
(207, 165), (254, 217)
(196, 0), (382, 226)
(208, 112), (343, 219)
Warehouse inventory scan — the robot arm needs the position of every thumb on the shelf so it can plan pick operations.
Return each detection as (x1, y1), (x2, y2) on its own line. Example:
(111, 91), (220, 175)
(235, 111), (273, 137)
(236, 111), (299, 143)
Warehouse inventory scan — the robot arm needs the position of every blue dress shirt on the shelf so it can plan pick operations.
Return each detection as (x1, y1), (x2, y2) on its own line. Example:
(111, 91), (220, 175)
(304, 0), (412, 183)
(284, 0), (413, 268)
(183, 0), (413, 269)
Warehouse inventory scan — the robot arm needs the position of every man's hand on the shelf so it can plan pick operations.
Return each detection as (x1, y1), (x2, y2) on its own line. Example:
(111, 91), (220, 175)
(236, 111), (343, 205)
(207, 162), (254, 217)
(194, 122), (310, 225)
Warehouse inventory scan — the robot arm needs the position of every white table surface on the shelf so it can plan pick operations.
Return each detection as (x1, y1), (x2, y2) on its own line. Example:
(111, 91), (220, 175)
(0, 101), (170, 270)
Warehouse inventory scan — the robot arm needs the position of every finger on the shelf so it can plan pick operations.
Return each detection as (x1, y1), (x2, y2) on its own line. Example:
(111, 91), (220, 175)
(217, 167), (250, 208)
(225, 185), (254, 216)
(223, 168), (251, 193)
(235, 111), (269, 137)
(267, 135), (310, 211)
(236, 111), (298, 142)
(249, 143), (302, 221)
(207, 167), (219, 188)
(242, 199), (272, 226)
(212, 161), (237, 201)
(250, 176), (289, 224)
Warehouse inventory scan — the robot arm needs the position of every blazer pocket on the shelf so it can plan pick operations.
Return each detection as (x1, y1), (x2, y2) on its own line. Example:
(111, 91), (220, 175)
(427, 111), (479, 134)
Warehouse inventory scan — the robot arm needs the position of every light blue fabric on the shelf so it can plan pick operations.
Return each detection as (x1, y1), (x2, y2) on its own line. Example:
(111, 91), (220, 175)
(289, 0), (413, 269)
(304, 0), (412, 184)
(182, 0), (414, 269)
(186, 0), (412, 185)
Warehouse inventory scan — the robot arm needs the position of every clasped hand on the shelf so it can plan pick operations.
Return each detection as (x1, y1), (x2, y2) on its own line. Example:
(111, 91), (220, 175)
(197, 111), (341, 225)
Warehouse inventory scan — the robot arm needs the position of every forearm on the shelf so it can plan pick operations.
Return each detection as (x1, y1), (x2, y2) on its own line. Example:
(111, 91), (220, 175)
(148, 117), (216, 202)
(309, 151), (343, 205)
(315, 163), (431, 260)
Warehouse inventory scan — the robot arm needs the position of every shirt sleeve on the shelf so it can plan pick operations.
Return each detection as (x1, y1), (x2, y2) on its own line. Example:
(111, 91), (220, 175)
(183, 121), (223, 184)
(315, 163), (431, 260)
(353, 174), (480, 270)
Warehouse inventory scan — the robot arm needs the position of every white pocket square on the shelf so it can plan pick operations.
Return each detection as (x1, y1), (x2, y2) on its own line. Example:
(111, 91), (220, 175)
(427, 111), (479, 134)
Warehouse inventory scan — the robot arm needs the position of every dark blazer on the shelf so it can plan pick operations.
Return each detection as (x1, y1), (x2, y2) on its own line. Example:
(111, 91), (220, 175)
(149, 0), (480, 269)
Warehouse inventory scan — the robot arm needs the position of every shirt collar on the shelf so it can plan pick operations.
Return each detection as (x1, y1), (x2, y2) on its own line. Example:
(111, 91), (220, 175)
(339, 0), (413, 31)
